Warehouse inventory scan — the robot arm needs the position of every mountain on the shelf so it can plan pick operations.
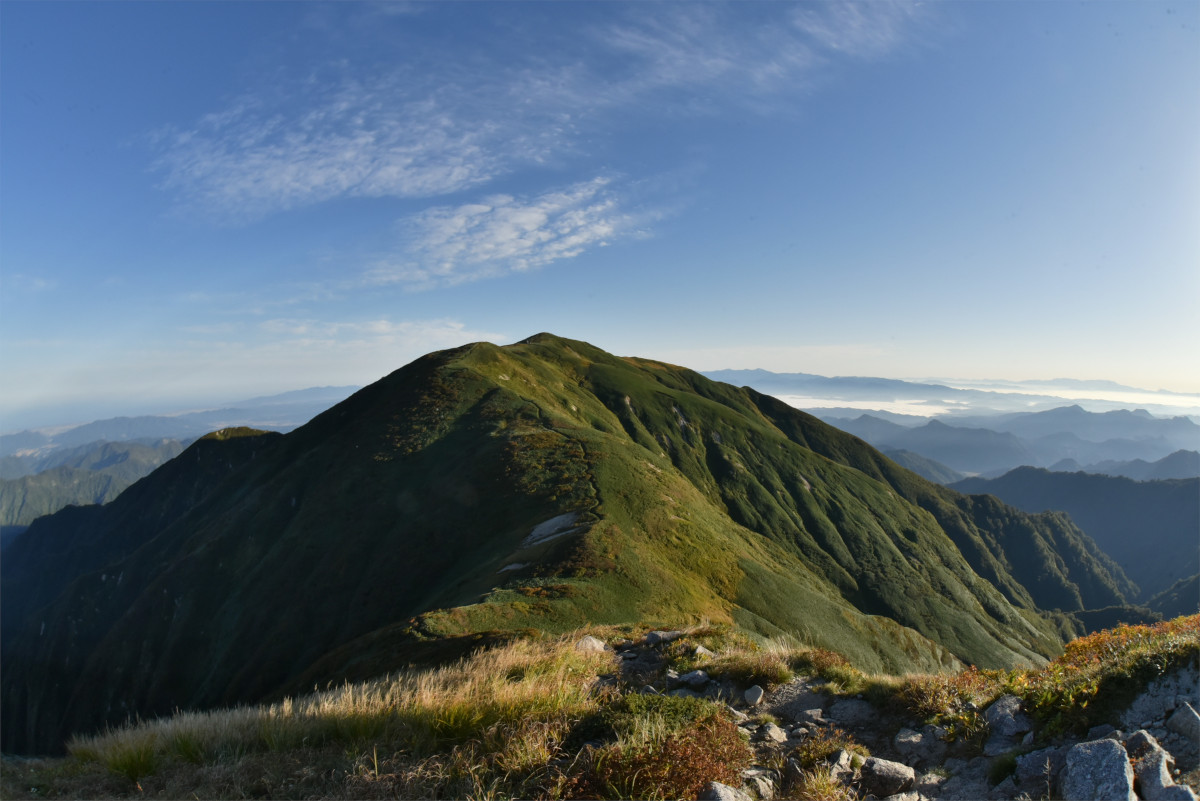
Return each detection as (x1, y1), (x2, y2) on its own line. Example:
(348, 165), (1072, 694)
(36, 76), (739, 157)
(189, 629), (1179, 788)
(881, 449), (965, 485)
(0, 439), (191, 550)
(2, 335), (1133, 754)
(950, 467), (1200, 603)
(0, 386), (358, 460)
(1148, 574), (1200, 620)
(1048, 450), (1200, 481)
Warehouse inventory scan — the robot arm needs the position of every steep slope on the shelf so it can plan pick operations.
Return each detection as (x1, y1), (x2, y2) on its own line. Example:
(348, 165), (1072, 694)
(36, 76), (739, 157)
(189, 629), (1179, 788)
(0, 440), (189, 541)
(2, 336), (1129, 754)
(950, 468), (1200, 601)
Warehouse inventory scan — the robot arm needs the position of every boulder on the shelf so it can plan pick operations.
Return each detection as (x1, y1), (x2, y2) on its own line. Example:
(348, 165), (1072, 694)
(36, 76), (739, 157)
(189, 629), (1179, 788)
(859, 756), (915, 797)
(893, 725), (947, 765)
(986, 694), (1034, 737)
(742, 767), (776, 800)
(745, 685), (765, 706)
(575, 635), (608, 652)
(646, 629), (685, 646)
(1015, 746), (1065, 794)
(1060, 739), (1136, 801)
(1153, 786), (1199, 801)
(1136, 747), (1175, 800)
(680, 669), (710, 688)
(1167, 702), (1200, 742)
(756, 723), (788, 744)
(698, 781), (754, 801)
(826, 749), (856, 781)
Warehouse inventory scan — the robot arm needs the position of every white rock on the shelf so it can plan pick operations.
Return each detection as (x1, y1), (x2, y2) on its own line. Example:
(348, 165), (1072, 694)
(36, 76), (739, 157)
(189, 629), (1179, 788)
(574, 635), (608, 652)
(745, 684), (765, 706)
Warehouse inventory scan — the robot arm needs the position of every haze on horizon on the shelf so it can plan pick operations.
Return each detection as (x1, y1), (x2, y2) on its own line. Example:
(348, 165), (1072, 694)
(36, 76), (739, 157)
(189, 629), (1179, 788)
(2, 1), (1197, 431)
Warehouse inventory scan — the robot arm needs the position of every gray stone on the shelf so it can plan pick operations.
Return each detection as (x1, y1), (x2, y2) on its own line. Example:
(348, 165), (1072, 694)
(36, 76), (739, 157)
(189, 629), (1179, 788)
(698, 781), (754, 801)
(1136, 748), (1175, 800)
(826, 749), (855, 781)
(985, 694), (1033, 737)
(756, 723), (788, 744)
(827, 698), (875, 727)
(694, 644), (717, 659)
(744, 684), (765, 706)
(727, 705), (748, 723)
(1153, 786), (1199, 801)
(680, 668), (710, 688)
(989, 775), (1019, 800)
(893, 726), (947, 764)
(575, 635), (608, 652)
(859, 756), (916, 798)
(741, 768), (776, 800)
(1016, 746), (1066, 797)
(1168, 703), (1200, 742)
(646, 629), (685, 646)
(796, 707), (826, 726)
(1061, 739), (1136, 801)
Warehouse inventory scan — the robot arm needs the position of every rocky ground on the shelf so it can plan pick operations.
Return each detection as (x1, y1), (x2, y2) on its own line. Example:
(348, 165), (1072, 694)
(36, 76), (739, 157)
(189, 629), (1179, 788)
(585, 630), (1200, 801)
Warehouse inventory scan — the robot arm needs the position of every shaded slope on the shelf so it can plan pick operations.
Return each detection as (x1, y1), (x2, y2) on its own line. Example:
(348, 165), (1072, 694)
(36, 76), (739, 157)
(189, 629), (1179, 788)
(950, 467), (1200, 600)
(2, 335), (1131, 754)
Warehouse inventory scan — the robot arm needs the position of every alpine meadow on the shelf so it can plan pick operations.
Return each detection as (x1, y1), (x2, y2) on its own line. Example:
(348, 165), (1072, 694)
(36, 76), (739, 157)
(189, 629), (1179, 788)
(2, 2), (1199, 799)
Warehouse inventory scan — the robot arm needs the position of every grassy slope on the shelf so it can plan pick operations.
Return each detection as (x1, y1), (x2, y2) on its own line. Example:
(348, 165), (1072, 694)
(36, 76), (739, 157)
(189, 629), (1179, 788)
(0, 335), (1131, 754)
(4, 616), (1196, 801)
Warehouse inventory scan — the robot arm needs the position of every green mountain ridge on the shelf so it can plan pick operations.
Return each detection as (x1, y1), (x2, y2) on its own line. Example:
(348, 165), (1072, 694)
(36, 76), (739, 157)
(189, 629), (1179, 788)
(1, 335), (1134, 755)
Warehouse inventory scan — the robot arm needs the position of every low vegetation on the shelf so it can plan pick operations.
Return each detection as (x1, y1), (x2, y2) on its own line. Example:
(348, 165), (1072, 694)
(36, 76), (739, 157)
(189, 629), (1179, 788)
(3, 616), (1196, 800)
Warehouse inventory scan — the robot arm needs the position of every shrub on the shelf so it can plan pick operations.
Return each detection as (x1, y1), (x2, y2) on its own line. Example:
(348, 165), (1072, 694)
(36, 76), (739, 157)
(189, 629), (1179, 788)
(789, 726), (868, 770)
(563, 714), (751, 799)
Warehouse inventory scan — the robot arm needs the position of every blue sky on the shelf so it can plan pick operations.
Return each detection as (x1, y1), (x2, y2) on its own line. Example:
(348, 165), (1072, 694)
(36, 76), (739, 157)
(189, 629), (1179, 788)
(2, 1), (1198, 430)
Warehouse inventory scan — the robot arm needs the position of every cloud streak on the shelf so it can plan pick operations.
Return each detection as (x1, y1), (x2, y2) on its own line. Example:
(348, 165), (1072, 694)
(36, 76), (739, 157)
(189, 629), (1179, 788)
(149, 3), (928, 225)
(366, 177), (646, 287)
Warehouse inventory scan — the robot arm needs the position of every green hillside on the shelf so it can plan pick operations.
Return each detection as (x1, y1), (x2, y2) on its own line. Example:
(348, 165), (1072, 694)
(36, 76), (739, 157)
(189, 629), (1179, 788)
(1, 336), (1132, 754)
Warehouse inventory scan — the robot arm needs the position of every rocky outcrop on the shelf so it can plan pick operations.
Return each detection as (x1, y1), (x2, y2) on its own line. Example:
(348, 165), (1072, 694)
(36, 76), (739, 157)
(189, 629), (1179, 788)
(1061, 739), (1136, 801)
(603, 630), (1199, 801)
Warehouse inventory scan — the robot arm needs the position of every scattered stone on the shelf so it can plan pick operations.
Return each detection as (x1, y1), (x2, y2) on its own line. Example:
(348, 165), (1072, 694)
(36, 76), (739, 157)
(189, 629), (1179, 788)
(1136, 748), (1176, 800)
(1015, 746), (1066, 797)
(1089, 723), (1118, 740)
(745, 685), (765, 706)
(699, 781), (754, 801)
(893, 726), (947, 765)
(645, 629), (685, 646)
(756, 723), (788, 744)
(859, 756), (916, 797)
(985, 694), (1033, 737)
(575, 635), (608, 652)
(742, 767), (776, 800)
(1060, 739), (1136, 801)
(796, 707), (826, 726)
(694, 644), (717, 659)
(1167, 702), (1200, 742)
(680, 668), (710, 688)
(826, 749), (856, 781)
(727, 705), (749, 723)
(989, 775), (1019, 800)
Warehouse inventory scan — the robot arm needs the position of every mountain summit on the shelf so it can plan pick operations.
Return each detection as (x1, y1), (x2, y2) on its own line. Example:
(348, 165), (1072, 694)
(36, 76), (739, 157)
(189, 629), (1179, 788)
(1, 335), (1132, 754)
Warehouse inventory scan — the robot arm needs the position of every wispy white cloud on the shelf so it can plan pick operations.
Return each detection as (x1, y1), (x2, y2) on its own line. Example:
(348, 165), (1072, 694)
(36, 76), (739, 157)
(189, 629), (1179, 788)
(364, 177), (651, 287)
(150, 3), (929, 221)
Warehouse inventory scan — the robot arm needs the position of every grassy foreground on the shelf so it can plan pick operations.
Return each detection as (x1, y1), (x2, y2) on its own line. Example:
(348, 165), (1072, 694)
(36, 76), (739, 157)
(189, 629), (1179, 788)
(3, 616), (1197, 800)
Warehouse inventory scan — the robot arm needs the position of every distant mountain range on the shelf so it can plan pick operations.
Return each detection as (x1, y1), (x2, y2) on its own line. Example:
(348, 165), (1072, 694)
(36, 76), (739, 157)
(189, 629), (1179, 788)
(0, 386), (358, 459)
(2, 335), (1138, 755)
(813, 409), (1200, 478)
(0, 389), (359, 547)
